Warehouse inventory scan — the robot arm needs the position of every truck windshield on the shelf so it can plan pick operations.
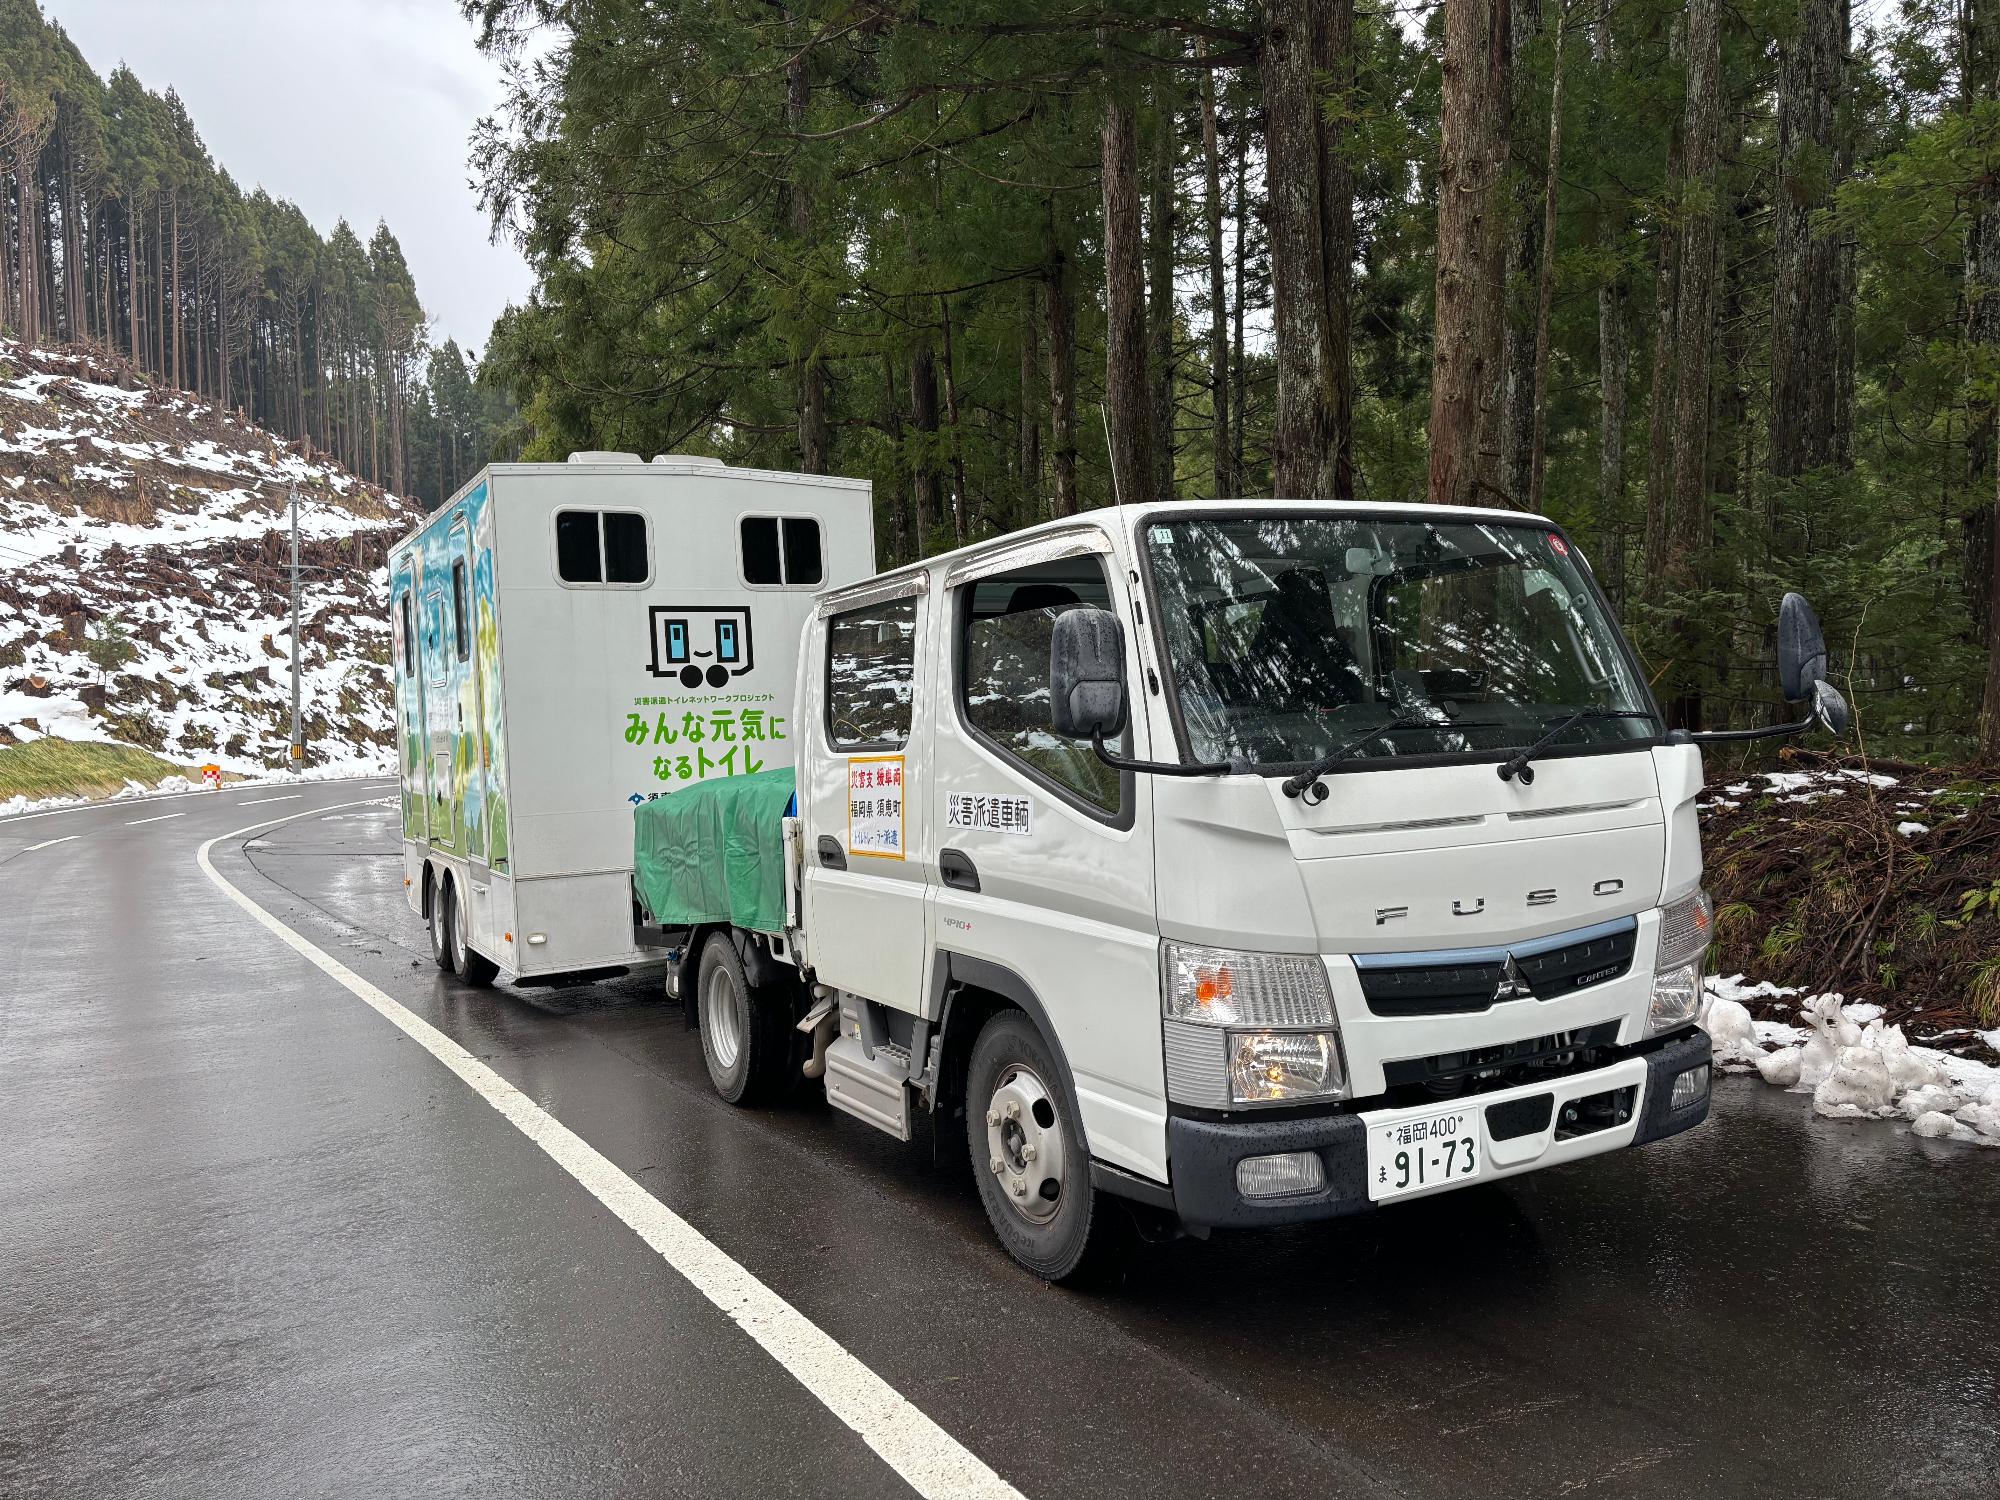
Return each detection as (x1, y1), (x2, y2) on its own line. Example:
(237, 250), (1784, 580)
(1142, 514), (1655, 770)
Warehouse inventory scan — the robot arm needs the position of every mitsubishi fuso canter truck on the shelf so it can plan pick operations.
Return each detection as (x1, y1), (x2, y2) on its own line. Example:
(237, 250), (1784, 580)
(400, 482), (1848, 1282)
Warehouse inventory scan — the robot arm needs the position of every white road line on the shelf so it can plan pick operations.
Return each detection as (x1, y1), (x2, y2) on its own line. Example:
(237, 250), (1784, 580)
(239, 795), (302, 806)
(23, 835), (80, 852)
(196, 803), (1022, 1500)
(0, 775), (396, 827)
(126, 812), (186, 825)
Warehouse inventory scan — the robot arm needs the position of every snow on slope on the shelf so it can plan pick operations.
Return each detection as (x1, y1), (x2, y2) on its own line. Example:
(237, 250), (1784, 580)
(0, 338), (418, 775)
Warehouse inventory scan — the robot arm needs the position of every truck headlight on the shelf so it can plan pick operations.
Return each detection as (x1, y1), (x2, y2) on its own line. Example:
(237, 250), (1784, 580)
(1656, 888), (1713, 972)
(1162, 943), (1346, 1106)
(1647, 956), (1705, 1036)
(1228, 1028), (1346, 1104)
(1647, 889), (1711, 1037)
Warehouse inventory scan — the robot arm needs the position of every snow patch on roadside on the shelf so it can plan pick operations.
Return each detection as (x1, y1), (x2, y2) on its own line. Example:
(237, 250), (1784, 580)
(1702, 974), (2000, 1148)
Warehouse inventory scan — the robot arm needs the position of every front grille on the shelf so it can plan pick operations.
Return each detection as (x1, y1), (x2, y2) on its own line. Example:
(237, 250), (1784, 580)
(1355, 917), (1637, 1018)
(1381, 1020), (1622, 1099)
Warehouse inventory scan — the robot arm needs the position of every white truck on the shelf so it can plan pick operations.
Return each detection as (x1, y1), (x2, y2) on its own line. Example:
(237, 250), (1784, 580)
(401, 480), (1849, 1282)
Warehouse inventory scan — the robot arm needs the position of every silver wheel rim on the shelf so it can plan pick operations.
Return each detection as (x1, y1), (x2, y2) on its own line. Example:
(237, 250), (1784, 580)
(430, 889), (447, 958)
(984, 1063), (1068, 1224)
(703, 963), (744, 1072)
(455, 889), (471, 961)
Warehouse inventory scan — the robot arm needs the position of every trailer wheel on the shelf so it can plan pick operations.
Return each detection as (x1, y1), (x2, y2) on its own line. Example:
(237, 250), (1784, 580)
(454, 886), (498, 988)
(965, 1010), (1128, 1285)
(428, 872), (455, 974)
(697, 933), (789, 1105)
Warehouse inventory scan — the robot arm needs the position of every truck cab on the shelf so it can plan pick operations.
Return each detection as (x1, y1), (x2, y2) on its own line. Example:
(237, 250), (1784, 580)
(670, 499), (1846, 1280)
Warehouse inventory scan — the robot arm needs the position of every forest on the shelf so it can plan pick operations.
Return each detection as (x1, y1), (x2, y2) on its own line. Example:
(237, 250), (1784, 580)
(463, 0), (2000, 762)
(0, 0), (510, 510)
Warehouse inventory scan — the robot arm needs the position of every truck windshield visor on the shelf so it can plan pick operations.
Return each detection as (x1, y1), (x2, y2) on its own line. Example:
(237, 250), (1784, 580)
(1142, 514), (1655, 771)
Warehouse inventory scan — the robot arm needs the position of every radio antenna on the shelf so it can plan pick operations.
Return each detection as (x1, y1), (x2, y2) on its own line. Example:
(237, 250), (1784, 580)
(1100, 404), (1123, 507)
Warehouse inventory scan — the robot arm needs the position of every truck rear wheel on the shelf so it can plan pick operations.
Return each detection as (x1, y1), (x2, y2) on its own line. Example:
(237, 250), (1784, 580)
(697, 933), (790, 1106)
(428, 873), (455, 974)
(965, 1010), (1128, 1284)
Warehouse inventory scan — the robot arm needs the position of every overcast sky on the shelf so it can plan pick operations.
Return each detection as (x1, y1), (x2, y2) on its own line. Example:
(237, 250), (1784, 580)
(44, 0), (536, 354)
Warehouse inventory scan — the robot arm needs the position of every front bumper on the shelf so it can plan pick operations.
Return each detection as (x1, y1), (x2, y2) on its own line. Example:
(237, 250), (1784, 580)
(1165, 1027), (1711, 1229)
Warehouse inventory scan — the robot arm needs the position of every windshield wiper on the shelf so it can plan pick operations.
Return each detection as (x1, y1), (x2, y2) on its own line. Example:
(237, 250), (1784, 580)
(1283, 716), (1500, 804)
(1496, 708), (1662, 784)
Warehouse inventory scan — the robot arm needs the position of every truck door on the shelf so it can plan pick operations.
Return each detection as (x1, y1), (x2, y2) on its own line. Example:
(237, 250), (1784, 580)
(803, 577), (932, 1014)
(924, 540), (1164, 1177)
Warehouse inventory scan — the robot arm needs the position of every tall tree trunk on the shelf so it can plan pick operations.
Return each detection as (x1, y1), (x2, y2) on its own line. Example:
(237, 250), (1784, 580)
(1662, 0), (1722, 728)
(938, 297), (969, 543)
(1231, 117), (1248, 487)
(1595, 10), (1630, 604)
(1101, 79), (1155, 506)
(786, 20), (827, 474)
(1019, 281), (1042, 523)
(1262, 0), (1354, 498)
(125, 197), (139, 366)
(881, 353), (909, 560)
(1524, 0), (1571, 513)
(910, 340), (940, 543)
(170, 190), (182, 391)
(1500, 0), (1546, 504)
(1769, 0), (1845, 477)
(1984, 444), (2000, 762)
(1148, 78), (1177, 503)
(1047, 238), (1079, 517)
(1199, 50), (1233, 498)
(1428, 0), (1513, 507)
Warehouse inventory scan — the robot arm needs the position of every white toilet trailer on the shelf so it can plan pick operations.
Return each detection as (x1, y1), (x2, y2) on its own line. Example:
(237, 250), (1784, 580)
(387, 453), (875, 983)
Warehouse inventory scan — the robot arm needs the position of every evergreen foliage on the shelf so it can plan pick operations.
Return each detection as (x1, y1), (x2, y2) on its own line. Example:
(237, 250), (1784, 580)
(463, 0), (2000, 760)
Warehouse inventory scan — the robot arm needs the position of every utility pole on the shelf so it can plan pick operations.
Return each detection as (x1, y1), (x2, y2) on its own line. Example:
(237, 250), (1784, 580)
(289, 487), (303, 769)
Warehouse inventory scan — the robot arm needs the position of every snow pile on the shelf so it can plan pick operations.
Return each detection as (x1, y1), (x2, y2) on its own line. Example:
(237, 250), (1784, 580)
(1702, 975), (2000, 1148)
(0, 338), (415, 775)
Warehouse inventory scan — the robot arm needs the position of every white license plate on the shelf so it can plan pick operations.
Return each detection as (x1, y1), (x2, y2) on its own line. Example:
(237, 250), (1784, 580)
(1366, 1104), (1483, 1201)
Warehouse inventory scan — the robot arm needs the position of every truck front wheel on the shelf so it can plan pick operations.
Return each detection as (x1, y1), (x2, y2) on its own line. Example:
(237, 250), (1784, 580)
(965, 1010), (1127, 1284)
(697, 933), (790, 1105)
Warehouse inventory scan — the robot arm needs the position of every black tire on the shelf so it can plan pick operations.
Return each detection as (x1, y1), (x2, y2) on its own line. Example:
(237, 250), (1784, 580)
(696, 933), (792, 1105)
(454, 886), (499, 988)
(428, 872), (455, 974)
(965, 1010), (1129, 1285)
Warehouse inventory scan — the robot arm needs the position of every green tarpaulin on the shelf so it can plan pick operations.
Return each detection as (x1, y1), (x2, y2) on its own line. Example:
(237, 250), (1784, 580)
(632, 767), (797, 935)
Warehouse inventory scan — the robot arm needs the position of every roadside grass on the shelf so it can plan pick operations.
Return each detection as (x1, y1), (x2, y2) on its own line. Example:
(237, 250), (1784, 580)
(0, 737), (195, 801)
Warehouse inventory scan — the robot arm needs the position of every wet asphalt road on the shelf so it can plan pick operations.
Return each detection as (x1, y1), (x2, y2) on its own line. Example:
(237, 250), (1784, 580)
(2, 782), (1996, 1500)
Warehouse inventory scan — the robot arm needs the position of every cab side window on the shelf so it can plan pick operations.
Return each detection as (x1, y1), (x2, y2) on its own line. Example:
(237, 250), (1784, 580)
(958, 558), (1122, 816)
(826, 598), (918, 749)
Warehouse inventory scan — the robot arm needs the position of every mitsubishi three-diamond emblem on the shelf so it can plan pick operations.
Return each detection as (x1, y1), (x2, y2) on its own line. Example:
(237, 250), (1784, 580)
(1493, 954), (1534, 1002)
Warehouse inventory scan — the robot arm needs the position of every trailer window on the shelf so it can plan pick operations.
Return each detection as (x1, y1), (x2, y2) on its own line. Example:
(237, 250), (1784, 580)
(397, 592), (413, 675)
(826, 598), (917, 748)
(451, 560), (471, 663)
(604, 512), (649, 583)
(553, 509), (652, 586)
(741, 515), (824, 588)
(555, 510), (601, 582)
(958, 557), (1123, 816)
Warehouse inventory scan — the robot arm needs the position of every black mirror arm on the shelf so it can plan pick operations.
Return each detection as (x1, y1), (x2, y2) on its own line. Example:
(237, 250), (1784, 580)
(1090, 730), (1231, 778)
(1674, 718), (1814, 744)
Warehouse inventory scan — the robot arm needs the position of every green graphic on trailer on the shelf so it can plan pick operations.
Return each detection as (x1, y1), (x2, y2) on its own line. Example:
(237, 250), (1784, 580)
(625, 601), (786, 806)
(404, 480), (508, 867)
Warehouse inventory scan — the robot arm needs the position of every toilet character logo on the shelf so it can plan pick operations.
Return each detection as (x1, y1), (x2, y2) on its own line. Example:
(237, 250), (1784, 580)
(648, 606), (755, 689)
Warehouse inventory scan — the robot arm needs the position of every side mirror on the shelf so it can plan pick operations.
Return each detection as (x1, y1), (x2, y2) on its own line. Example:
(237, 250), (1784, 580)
(1810, 677), (1851, 736)
(1048, 607), (1129, 741)
(1776, 592), (1828, 702)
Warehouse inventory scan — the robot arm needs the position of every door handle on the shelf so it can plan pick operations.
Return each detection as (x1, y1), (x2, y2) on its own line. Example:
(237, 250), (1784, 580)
(939, 847), (980, 893)
(816, 836), (847, 870)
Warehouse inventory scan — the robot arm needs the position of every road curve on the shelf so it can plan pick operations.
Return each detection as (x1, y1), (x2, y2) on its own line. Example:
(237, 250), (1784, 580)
(2, 786), (1994, 1499)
